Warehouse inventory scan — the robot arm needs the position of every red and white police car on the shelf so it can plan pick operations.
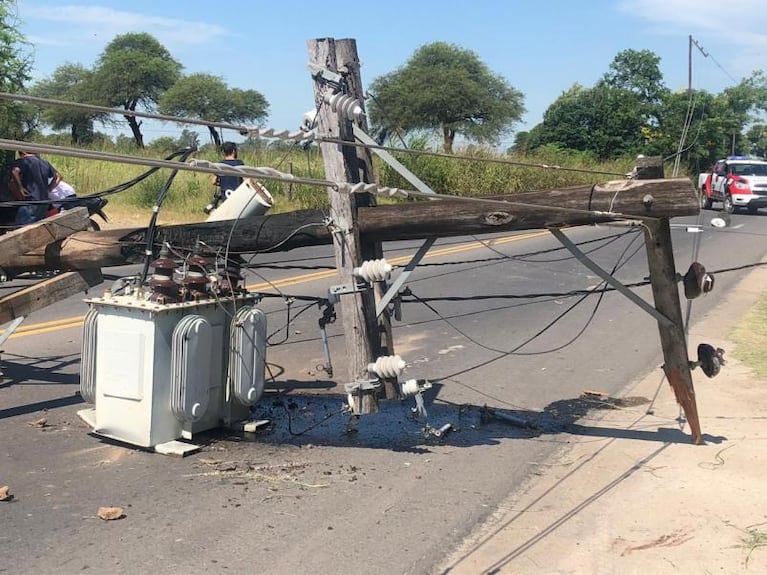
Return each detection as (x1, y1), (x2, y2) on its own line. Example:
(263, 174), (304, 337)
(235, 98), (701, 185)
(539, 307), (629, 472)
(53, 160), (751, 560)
(699, 156), (767, 213)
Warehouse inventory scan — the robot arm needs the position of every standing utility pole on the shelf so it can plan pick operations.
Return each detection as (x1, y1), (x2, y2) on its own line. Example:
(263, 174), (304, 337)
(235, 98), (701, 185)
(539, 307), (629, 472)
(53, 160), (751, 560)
(308, 38), (394, 399)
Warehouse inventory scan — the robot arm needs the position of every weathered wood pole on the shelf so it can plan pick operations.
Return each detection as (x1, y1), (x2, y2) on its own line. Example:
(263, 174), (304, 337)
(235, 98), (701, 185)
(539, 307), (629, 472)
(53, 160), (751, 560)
(639, 156), (703, 444)
(5, 178), (699, 273)
(335, 38), (398, 399)
(308, 38), (383, 394)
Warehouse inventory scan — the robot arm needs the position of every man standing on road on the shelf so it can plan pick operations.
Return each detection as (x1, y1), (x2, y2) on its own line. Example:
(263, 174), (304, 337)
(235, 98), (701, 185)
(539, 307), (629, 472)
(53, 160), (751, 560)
(10, 150), (60, 225)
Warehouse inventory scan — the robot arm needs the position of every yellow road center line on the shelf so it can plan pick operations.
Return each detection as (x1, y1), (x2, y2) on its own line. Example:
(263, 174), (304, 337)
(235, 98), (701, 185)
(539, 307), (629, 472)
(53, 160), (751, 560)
(6, 231), (549, 340)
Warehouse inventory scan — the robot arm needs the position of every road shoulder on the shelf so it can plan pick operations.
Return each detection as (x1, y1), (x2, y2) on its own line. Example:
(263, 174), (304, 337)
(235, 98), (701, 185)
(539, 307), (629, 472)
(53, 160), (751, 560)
(439, 260), (767, 574)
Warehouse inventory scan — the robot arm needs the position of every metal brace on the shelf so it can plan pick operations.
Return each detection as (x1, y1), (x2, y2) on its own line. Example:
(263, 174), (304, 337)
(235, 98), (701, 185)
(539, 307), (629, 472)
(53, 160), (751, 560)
(376, 238), (436, 318)
(344, 378), (381, 415)
(548, 227), (675, 329)
(328, 281), (368, 304)
(307, 63), (343, 86)
(350, 126), (439, 320)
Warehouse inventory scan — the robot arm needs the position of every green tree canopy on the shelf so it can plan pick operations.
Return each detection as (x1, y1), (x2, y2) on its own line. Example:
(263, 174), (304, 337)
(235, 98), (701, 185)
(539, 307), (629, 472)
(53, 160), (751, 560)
(0, 0), (33, 162)
(601, 49), (667, 104)
(526, 83), (648, 160)
(521, 48), (767, 171)
(91, 32), (182, 148)
(368, 42), (525, 153)
(159, 73), (269, 148)
(31, 63), (102, 144)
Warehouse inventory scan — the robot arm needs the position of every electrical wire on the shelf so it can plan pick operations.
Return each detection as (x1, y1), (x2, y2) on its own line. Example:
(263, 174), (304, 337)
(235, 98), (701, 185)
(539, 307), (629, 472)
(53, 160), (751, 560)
(139, 147), (196, 283)
(426, 232), (644, 383)
(266, 300), (317, 346)
(322, 136), (629, 177)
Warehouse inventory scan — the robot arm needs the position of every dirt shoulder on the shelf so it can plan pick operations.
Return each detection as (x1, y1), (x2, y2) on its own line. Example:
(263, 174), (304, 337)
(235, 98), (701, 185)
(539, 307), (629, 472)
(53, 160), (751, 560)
(438, 261), (767, 574)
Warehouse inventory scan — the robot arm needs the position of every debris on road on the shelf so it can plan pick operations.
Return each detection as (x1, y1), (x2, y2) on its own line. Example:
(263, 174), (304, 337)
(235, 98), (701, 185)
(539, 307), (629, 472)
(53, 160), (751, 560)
(0, 485), (11, 501)
(581, 389), (609, 398)
(97, 506), (125, 521)
(480, 405), (539, 430)
(27, 417), (48, 428)
(426, 423), (454, 438)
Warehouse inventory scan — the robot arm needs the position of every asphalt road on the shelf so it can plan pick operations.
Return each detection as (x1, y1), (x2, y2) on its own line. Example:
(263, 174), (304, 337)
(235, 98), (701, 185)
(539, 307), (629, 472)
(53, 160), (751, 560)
(2, 208), (766, 575)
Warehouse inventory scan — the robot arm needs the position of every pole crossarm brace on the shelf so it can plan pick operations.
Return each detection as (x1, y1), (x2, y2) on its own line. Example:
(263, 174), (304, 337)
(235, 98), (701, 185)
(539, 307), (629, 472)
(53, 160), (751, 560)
(376, 238), (436, 318)
(548, 227), (675, 329)
(0, 316), (25, 347)
(353, 126), (437, 197)
(352, 124), (439, 319)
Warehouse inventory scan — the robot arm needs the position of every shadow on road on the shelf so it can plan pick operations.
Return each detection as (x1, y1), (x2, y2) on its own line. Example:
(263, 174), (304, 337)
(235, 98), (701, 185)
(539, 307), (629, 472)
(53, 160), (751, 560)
(2, 355), (723, 447)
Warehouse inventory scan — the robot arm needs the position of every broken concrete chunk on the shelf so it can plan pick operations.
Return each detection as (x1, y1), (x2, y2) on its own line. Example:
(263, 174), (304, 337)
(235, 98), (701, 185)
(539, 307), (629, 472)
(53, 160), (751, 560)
(97, 506), (125, 521)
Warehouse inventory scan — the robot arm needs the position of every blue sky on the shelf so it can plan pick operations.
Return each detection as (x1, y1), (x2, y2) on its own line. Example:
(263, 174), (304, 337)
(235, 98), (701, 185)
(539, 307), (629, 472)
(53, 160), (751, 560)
(16, 0), (767, 147)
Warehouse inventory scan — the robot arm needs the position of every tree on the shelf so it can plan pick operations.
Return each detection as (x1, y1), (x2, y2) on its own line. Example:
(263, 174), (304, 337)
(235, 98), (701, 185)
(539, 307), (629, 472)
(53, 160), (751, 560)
(368, 42), (525, 153)
(746, 123), (767, 157)
(159, 73), (268, 148)
(91, 33), (182, 148)
(31, 63), (101, 144)
(0, 0), (33, 163)
(602, 49), (667, 104)
(526, 83), (648, 159)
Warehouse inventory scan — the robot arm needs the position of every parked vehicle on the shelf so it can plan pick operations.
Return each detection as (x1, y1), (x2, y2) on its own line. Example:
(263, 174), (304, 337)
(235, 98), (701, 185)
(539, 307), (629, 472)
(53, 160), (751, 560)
(699, 156), (767, 213)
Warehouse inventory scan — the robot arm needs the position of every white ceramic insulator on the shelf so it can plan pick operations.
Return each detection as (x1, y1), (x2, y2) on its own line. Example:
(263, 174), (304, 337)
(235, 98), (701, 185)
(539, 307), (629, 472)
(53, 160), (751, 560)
(324, 92), (365, 122)
(367, 355), (406, 379)
(353, 259), (392, 282)
(401, 378), (420, 397)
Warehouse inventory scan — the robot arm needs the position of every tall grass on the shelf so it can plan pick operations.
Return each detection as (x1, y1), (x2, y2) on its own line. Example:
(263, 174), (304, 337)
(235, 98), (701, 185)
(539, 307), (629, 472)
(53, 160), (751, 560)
(44, 140), (643, 225)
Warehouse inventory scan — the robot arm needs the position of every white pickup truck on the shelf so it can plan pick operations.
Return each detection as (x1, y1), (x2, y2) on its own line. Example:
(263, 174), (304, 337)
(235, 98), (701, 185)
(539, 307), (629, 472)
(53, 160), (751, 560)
(698, 156), (767, 213)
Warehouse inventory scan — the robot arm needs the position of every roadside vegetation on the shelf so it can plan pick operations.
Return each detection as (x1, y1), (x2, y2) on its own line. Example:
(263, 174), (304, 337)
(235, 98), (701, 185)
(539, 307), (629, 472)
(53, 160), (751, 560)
(42, 139), (634, 224)
(729, 291), (767, 378)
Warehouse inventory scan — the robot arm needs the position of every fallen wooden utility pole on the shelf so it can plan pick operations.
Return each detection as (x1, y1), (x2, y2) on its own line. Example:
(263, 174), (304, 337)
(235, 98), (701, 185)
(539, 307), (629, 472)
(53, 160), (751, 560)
(0, 269), (103, 324)
(636, 159), (703, 444)
(5, 178), (698, 273)
(0, 207), (90, 269)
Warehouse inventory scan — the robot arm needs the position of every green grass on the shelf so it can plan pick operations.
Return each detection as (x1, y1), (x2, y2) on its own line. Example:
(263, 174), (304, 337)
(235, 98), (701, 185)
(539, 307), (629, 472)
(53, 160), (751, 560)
(729, 293), (767, 378)
(45, 142), (643, 225)
(741, 528), (767, 568)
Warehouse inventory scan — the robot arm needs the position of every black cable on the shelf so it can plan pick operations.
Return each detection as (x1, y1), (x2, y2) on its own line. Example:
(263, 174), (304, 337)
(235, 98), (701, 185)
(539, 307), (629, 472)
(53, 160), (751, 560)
(266, 300), (317, 346)
(430, 232), (644, 380)
(139, 147), (197, 284)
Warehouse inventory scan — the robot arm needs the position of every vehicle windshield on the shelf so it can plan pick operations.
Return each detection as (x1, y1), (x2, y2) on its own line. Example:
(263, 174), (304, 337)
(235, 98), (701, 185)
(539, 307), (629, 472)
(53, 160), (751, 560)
(730, 163), (767, 176)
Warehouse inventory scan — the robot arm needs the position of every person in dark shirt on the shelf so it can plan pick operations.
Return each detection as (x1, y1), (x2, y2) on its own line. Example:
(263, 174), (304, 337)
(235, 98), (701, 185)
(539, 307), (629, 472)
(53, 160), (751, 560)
(10, 151), (60, 225)
(214, 141), (244, 199)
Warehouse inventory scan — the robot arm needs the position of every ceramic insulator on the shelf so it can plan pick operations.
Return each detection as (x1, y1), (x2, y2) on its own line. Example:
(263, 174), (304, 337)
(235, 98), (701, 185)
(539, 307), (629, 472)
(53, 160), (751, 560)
(353, 259), (392, 282)
(324, 92), (365, 123)
(367, 355), (406, 379)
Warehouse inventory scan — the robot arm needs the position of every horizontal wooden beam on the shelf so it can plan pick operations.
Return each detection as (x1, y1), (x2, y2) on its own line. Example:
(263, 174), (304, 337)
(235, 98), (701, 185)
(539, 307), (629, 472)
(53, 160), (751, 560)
(0, 207), (90, 268)
(4, 178), (698, 272)
(0, 268), (103, 325)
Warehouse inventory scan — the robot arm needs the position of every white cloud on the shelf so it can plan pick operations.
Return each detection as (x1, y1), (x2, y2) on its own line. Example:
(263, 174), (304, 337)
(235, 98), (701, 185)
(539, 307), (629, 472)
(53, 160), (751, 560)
(22, 4), (230, 49)
(619, 0), (767, 80)
(619, 0), (767, 38)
